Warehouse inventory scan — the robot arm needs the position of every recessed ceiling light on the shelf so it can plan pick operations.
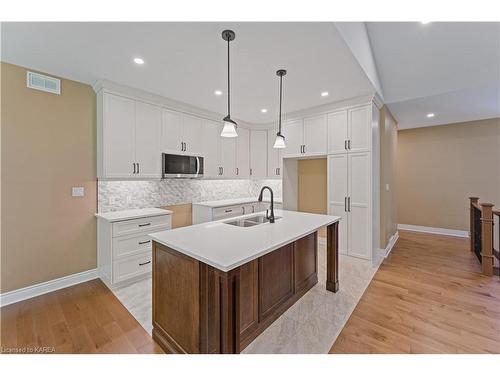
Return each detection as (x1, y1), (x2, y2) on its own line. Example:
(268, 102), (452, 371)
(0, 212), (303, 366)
(133, 57), (145, 65)
(421, 21), (431, 24)
(426, 113), (435, 118)
(214, 90), (223, 96)
(321, 91), (329, 97)
(261, 108), (268, 113)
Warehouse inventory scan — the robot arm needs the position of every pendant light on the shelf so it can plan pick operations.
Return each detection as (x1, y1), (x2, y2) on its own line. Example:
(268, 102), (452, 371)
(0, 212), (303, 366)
(220, 29), (238, 138)
(273, 69), (287, 148)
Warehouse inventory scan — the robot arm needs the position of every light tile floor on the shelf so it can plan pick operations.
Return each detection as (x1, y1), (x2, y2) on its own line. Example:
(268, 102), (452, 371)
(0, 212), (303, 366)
(112, 239), (383, 354)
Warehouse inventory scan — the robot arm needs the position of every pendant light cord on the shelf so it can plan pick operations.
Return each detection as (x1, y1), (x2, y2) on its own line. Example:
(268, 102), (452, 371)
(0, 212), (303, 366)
(278, 74), (283, 133)
(227, 37), (231, 117)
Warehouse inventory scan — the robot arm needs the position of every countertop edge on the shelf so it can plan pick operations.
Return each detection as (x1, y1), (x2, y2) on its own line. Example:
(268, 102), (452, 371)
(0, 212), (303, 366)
(95, 208), (173, 222)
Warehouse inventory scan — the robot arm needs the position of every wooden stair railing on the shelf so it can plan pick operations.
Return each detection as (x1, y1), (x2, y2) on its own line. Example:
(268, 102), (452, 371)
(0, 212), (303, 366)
(469, 197), (496, 276)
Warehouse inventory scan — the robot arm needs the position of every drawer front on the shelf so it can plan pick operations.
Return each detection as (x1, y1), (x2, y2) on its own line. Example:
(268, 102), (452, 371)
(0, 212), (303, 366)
(213, 205), (243, 220)
(113, 232), (161, 259)
(112, 215), (171, 237)
(113, 252), (152, 283)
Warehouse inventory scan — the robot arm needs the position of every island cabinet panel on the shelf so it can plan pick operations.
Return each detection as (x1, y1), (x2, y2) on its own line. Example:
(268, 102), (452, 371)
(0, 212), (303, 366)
(152, 245), (200, 353)
(259, 244), (294, 319)
(239, 260), (259, 337)
(294, 233), (318, 292)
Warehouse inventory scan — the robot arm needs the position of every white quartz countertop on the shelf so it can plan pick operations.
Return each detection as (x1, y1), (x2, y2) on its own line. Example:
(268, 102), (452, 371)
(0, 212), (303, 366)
(193, 197), (282, 208)
(149, 209), (340, 272)
(95, 208), (173, 222)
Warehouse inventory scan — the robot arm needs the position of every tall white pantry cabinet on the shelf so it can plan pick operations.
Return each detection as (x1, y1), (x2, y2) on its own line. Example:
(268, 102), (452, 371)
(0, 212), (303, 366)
(327, 104), (377, 260)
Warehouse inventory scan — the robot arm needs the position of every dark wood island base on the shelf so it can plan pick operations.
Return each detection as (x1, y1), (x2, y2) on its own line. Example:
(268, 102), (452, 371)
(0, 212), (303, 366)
(152, 222), (339, 354)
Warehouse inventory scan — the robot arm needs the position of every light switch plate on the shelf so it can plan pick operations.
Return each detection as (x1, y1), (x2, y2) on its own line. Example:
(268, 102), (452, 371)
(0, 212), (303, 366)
(72, 187), (84, 197)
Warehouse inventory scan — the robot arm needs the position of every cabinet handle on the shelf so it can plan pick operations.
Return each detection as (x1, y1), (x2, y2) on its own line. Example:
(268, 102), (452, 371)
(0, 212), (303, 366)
(225, 209), (233, 213)
(184, 142), (187, 151)
(139, 240), (151, 245)
(275, 168), (278, 175)
(137, 163), (140, 174)
(345, 140), (347, 150)
(348, 140), (351, 150)
(138, 223), (151, 227)
(252, 205), (255, 213)
(133, 163), (136, 174)
(277, 167), (280, 175)
(348, 197), (351, 212)
(303, 145), (306, 154)
(250, 168), (252, 176)
(242, 206), (245, 214)
(236, 167), (239, 175)
(221, 167), (224, 175)
(139, 260), (151, 266)
(344, 197), (347, 212)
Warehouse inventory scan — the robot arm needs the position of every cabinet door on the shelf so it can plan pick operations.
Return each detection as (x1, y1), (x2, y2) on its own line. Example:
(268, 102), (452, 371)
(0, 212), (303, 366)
(303, 114), (327, 155)
(328, 154), (348, 255)
(267, 129), (283, 177)
(236, 128), (250, 178)
(348, 151), (371, 259)
(220, 135), (236, 178)
(201, 120), (221, 178)
(348, 106), (371, 152)
(281, 120), (303, 157)
(182, 114), (203, 155)
(327, 110), (348, 154)
(161, 109), (183, 154)
(249, 130), (267, 179)
(135, 101), (162, 178)
(103, 93), (136, 178)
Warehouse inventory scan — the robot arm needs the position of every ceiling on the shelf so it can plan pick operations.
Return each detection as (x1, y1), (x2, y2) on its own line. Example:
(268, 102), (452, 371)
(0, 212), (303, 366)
(366, 22), (500, 129)
(0, 22), (375, 125)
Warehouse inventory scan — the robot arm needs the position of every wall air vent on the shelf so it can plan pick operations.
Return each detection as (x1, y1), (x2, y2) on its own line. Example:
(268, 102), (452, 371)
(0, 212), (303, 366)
(26, 71), (61, 95)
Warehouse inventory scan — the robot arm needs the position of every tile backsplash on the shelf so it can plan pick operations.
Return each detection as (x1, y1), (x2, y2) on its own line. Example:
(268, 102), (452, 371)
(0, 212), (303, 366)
(98, 179), (282, 212)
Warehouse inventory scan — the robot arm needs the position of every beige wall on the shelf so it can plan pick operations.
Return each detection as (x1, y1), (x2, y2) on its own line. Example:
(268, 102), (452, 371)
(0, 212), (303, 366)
(1, 62), (97, 293)
(379, 106), (398, 248)
(298, 158), (327, 237)
(397, 117), (500, 231)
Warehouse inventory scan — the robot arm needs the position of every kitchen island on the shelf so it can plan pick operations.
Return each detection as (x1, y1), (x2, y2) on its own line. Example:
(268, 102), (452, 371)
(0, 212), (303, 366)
(149, 209), (340, 354)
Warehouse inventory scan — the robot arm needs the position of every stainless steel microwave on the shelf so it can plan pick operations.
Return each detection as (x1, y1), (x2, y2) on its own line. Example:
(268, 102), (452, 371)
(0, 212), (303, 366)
(162, 153), (204, 178)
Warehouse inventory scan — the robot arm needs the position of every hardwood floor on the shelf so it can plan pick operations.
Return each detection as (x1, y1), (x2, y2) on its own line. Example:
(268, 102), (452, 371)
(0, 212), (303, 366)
(330, 230), (500, 353)
(0, 279), (163, 354)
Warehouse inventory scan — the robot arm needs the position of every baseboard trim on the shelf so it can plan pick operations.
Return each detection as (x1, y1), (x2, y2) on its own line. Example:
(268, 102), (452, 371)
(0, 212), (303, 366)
(397, 224), (469, 238)
(0, 268), (98, 307)
(384, 231), (400, 258)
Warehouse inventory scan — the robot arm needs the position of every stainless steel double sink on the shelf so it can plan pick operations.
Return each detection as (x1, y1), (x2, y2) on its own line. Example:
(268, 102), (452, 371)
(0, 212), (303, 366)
(224, 215), (282, 227)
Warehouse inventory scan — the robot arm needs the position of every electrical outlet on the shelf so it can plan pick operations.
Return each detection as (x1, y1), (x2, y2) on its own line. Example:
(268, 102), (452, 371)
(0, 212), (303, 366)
(71, 187), (84, 197)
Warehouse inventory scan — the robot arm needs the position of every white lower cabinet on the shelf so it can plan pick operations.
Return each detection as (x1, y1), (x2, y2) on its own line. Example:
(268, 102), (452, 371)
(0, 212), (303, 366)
(328, 151), (371, 259)
(97, 213), (172, 287)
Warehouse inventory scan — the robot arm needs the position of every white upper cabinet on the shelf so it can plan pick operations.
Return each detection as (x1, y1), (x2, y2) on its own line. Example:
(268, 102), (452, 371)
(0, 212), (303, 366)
(327, 105), (371, 154)
(161, 109), (184, 154)
(135, 101), (162, 178)
(327, 110), (348, 154)
(236, 128), (250, 178)
(182, 114), (203, 155)
(161, 110), (203, 155)
(267, 129), (283, 178)
(281, 120), (303, 157)
(102, 93), (136, 178)
(348, 105), (371, 152)
(202, 120), (221, 178)
(250, 130), (267, 179)
(281, 116), (327, 158)
(220, 135), (236, 178)
(99, 93), (161, 179)
(303, 114), (328, 155)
